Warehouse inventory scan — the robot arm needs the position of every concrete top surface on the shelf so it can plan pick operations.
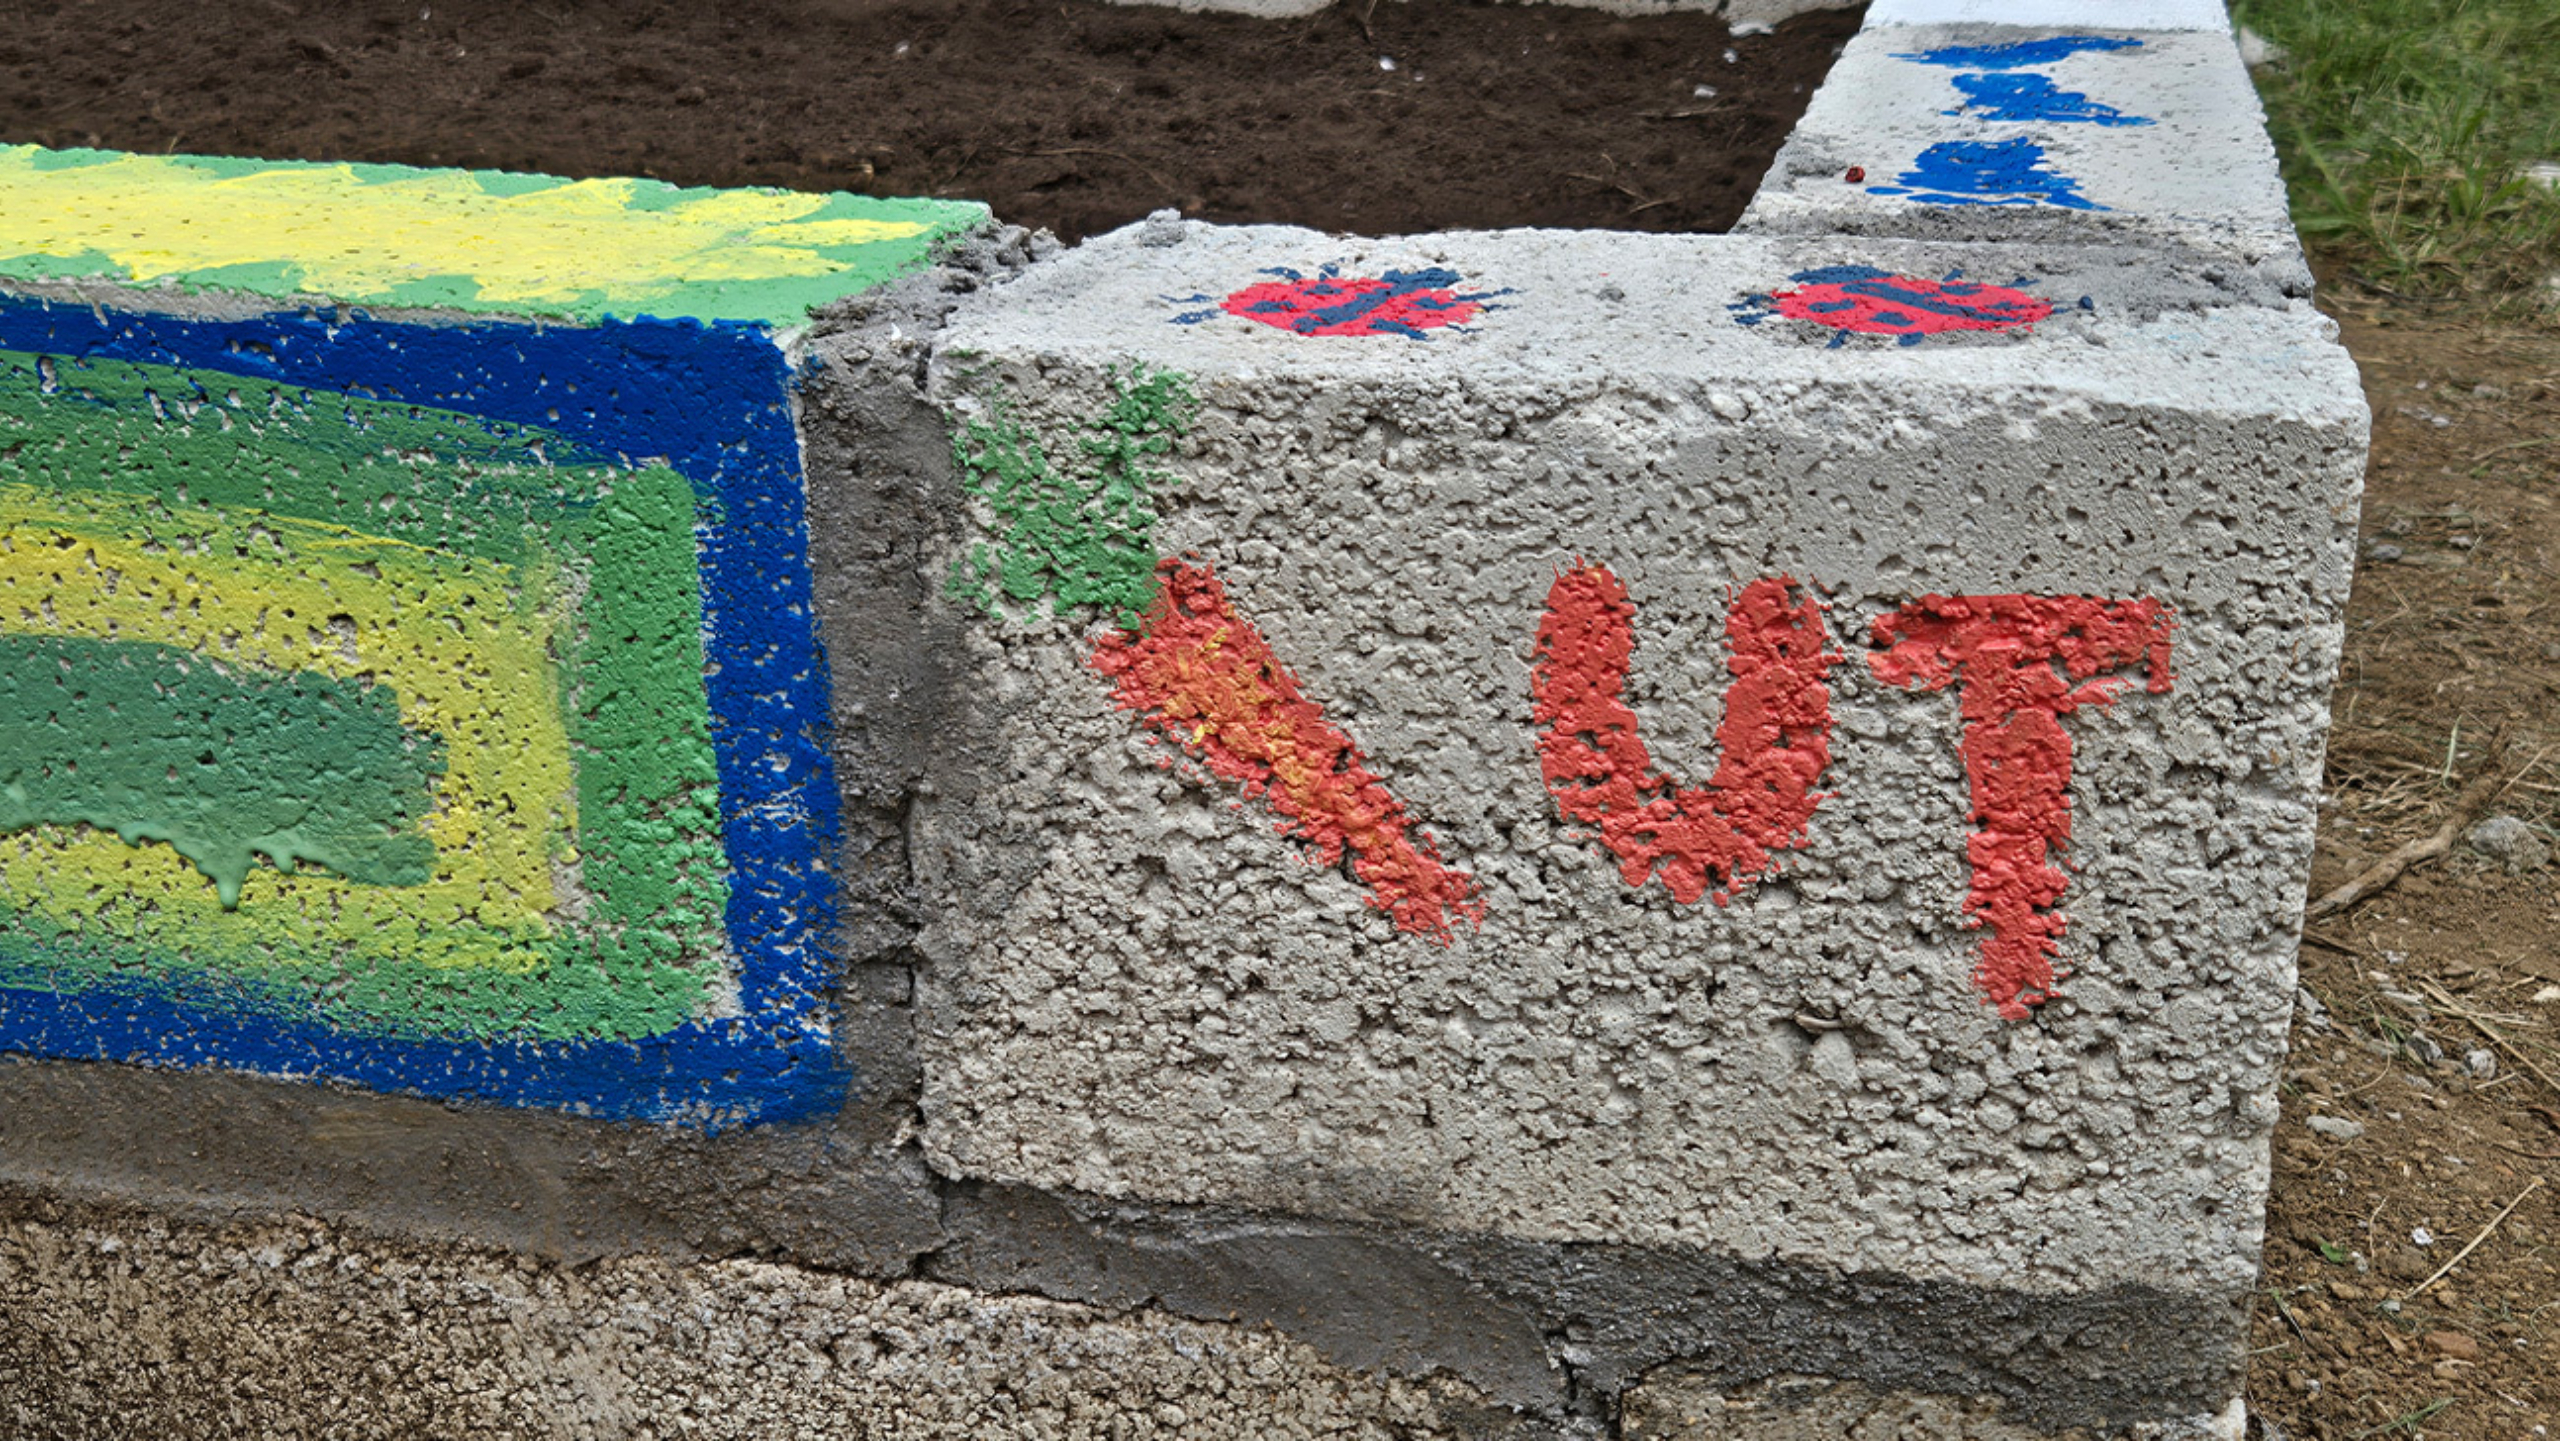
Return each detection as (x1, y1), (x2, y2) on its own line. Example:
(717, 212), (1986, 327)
(1868, 0), (2233, 28)
(1739, 20), (2296, 269)
(0, 145), (987, 329)
(941, 220), (2358, 422)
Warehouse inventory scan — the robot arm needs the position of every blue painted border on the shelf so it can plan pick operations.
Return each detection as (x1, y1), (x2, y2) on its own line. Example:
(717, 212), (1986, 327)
(0, 295), (846, 1127)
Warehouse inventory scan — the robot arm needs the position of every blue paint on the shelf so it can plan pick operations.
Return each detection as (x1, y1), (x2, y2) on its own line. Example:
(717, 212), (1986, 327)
(1866, 138), (2106, 210)
(1892, 35), (2143, 69)
(1169, 263), (1508, 339)
(1943, 73), (2152, 126)
(0, 295), (847, 1128)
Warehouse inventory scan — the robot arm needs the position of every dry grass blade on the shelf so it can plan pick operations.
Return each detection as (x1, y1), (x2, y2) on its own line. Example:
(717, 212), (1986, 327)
(2397, 1177), (2545, 1301)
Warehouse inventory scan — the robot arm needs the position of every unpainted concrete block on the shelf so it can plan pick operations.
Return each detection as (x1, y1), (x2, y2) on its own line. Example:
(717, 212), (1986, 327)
(0, 1194), (1516, 1441)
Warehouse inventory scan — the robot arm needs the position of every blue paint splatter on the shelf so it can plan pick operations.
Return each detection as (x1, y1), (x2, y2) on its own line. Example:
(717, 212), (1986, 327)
(1944, 72), (2153, 126)
(1866, 137), (2106, 210)
(1892, 35), (2143, 69)
(0, 296), (849, 1129)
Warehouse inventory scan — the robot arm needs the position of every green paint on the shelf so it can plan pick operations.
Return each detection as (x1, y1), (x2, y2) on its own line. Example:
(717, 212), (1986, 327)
(0, 635), (443, 908)
(948, 366), (1194, 628)
(0, 353), (732, 1044)
(0, 350), (600, 564)
(0, 145), (989, 329)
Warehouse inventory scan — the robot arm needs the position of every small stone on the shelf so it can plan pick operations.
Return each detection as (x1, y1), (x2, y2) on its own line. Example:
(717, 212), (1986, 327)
(1137, 209), (1188, 248)
(1708, 391), (1750, 421)
(2307, 1115), (2365, 1141)
(2413, 1226), (2437, 1247)
(2367, 542), (2405, 562)
(2466, 1048), (2498, 1079)
(2425, 1330), (2482, 1362)
(2466, 815), (2548, 872)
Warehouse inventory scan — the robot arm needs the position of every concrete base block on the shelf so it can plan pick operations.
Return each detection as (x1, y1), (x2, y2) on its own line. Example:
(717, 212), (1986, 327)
(0, 1192), (1517, 1441)
(1623, 1374), (2248, 1441)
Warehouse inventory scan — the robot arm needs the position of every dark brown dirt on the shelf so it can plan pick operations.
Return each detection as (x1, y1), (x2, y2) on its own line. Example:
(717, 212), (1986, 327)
(0, 0), (1858, 243)
(2249, 291), (2560, 1441)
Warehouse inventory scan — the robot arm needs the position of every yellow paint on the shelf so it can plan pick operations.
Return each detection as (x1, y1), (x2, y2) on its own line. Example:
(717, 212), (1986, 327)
(0, 481), (572, 973)
(0, 147), (929, 315)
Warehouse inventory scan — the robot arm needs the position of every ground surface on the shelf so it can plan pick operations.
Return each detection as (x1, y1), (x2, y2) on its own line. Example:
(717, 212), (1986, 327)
(2248, 294), (2560, 1441)
(0, 0), (1853, 243)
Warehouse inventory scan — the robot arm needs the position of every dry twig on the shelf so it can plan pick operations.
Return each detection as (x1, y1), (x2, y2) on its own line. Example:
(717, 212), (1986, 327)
(2398, 1176), (2545, 1301)
(2304, 729), (2511, 922)
(2417, 977), (2560, 1101)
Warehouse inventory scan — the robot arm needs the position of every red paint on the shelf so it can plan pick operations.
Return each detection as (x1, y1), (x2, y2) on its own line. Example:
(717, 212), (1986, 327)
(1091, 559), (1484, 940)
(1845, 165), (1867, 183)
(1216, 267), (1493, 339)
(1867, 594), (2174, 1020)
(1531, 565), (1838, 904)
(1770, 269), (2053, 339)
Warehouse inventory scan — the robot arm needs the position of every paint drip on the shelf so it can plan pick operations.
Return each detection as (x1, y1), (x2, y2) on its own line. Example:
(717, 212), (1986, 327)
(1092, 559), (1483, 940)
(1532, 565), (1837, 905)
(1867, 594), (2174, 1020)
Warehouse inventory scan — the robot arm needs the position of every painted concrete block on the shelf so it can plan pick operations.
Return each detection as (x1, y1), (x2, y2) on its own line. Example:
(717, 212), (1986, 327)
(0, 144), (985, 1124)
(1738, 7), (2305, 288)
(913, 219), (2360, 1385)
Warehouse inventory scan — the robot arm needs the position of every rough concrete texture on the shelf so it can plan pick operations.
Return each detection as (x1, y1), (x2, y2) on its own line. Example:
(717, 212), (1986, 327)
(912, 220), (2363, 1313)
(1739, 16), (2304, 290)
(1622, 1373), (2244, 1440)
(0, 1190), (1518, 1441)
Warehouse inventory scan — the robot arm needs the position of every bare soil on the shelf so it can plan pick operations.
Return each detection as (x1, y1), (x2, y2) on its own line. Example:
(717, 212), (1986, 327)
(2249, 294), (2560, 1441)
(0, 0), (1856, 243)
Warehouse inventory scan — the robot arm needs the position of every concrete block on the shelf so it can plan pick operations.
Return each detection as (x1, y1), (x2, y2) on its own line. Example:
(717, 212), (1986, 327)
(0, 1194), (1516, 1440)
(1739, 4), (2304, 289)
(0, 144), (985, 1125)
(910, 217), (2360, 1410)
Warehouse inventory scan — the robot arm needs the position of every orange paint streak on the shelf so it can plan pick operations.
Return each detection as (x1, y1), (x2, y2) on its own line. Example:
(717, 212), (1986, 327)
(1089, 559), (1483, 941)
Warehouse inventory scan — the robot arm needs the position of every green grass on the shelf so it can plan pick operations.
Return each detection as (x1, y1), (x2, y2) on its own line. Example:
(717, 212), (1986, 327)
(2233, 0), (2560, 311)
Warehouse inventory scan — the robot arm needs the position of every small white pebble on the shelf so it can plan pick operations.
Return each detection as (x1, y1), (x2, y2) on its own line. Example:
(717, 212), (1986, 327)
(1379, 55), (1397, 71)
(1694, 84), (1717, 97)
(2412, 1227), (2436, 1247)
(1723, 48), (1739, 63)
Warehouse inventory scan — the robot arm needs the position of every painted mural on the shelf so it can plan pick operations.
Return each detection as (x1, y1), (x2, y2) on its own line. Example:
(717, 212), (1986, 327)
(948, 368), (1483, 940)
(0, 145), (985, 1123)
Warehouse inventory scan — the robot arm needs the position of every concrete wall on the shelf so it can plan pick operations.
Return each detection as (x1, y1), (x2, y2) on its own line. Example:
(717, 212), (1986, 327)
(0, 1), (2360, 1435)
